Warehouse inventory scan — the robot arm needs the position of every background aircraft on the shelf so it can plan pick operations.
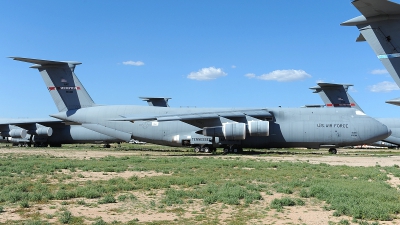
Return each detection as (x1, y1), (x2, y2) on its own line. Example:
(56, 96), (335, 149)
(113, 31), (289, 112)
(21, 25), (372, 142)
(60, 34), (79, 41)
(340, 0), (400, 149)
(0, 117), (122, 147)
(342, 0), (400, 106)
(308, 82), (400, 148)
(140, 97), (171, 107)
(0, 96), (164, 147)
(8, 57), (391, 154)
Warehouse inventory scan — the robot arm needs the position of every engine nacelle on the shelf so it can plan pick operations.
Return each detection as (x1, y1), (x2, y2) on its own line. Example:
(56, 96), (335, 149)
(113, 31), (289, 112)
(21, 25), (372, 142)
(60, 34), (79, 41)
(32, 127), (53, 137)
(1, 129), (27, 139)
(248, 121), (269, 136)
(203, 123), (246, 141)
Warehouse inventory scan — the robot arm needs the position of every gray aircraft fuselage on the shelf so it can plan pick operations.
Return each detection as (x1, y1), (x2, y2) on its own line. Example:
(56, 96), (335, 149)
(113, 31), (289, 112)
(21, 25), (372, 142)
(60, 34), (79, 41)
(50, 105), (390, 149)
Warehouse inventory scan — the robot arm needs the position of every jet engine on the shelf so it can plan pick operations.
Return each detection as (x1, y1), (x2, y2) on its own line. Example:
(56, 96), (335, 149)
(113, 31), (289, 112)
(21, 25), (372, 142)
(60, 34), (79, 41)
(248, 121), (269, 136)
(30, 127), (53, 137)
(203, 123), (246, 140)
(1, 129), (27, 139)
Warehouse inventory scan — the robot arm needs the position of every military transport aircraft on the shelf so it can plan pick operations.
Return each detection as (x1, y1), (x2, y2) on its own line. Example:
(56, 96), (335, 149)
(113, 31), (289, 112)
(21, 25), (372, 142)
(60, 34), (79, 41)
(342, 0), (400, 106)
(0, 117), (122, 147)
(9, 57), (391, 154)
(308, 83), (400, 148)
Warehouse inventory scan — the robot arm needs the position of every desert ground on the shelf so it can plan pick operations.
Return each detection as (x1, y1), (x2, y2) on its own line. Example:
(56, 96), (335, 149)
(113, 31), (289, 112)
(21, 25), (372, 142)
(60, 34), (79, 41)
(1, 144), (400, 225)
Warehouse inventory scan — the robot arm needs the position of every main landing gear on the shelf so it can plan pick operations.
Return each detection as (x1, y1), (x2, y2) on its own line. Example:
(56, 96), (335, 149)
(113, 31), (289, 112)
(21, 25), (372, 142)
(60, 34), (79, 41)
(193, 145), (216, 153)
(223, 145), (243, 154)
(328, 148), (337, 154)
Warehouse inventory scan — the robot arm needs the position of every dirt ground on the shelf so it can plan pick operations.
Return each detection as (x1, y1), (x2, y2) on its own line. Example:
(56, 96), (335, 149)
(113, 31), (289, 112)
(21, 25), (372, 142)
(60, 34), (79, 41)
(1, 147), (399, 224)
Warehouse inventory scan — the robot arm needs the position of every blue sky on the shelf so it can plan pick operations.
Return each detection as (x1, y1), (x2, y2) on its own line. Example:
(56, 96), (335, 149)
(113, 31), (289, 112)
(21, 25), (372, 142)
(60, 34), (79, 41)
(1, 0), (400, 118)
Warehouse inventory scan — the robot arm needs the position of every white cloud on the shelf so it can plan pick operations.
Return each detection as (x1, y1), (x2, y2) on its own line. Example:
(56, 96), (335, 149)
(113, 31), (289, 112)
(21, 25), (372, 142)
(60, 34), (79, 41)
(245, 69), (311, 82)
(368, 81), (400, 92)
(187, 67), (227, 81)
(122, 60), (144, 66)
(245, 73), (256, 78)
(231, 65), (236, 69)
(370, 69), (388, 75)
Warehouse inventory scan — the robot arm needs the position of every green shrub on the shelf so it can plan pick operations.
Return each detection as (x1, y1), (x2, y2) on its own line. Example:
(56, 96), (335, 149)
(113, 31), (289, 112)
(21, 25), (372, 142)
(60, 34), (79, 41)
(98, 195), (116, 204)
(59, 210), (72, 224)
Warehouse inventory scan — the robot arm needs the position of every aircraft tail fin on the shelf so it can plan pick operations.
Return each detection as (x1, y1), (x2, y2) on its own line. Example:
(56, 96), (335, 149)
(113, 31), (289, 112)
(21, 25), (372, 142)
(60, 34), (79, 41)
(341, 0), (400, 87)
(10, 57), (96, 112)
(309, 83), (363, 112)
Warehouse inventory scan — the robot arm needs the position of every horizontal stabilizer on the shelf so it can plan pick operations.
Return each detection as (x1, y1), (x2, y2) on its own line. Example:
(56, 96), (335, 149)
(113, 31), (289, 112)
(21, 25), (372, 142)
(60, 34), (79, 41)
(386, 97), (400, 106)
(10, 57), (81, 67)
(352, 0), (400, 18)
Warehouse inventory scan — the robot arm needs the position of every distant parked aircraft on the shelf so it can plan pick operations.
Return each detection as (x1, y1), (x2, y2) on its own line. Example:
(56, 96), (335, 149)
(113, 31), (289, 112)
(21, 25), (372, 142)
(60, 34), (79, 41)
(0, 117), (121, 147)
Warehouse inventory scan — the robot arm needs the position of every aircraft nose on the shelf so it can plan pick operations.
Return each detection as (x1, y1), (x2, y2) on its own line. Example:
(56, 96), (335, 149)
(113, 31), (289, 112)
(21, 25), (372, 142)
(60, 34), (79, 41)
(376, 122), (391, 141)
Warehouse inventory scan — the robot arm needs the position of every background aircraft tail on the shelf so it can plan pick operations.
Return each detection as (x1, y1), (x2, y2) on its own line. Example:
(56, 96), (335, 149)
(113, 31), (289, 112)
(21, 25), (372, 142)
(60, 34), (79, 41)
(309, 83), (363, 112)
(139, 97), (171, 107)
(341, 0), (400, 89)
(10, 57), (95, 112)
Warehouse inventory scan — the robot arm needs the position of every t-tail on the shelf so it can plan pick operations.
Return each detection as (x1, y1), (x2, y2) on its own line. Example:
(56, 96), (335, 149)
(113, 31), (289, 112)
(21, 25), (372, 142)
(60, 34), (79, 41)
(341, 0), (400, 106)
(10, 57), (96, 112)
(309, 83), (363, 112)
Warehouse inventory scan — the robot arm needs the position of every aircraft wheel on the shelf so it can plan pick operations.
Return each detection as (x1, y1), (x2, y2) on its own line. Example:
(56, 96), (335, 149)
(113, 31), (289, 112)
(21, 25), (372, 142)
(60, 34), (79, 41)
(194, 146), (201, 153)
(203, 146), (210, 153)
(223, 148), (229, 154)
(329, 148), (337, 154)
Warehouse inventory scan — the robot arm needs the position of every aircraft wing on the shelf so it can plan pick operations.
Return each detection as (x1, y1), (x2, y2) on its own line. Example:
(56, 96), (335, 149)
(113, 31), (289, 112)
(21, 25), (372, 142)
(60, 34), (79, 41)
(0, 118), (78, 130)
(112, 109), (273, 128)
(115, 109), (272, 122)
